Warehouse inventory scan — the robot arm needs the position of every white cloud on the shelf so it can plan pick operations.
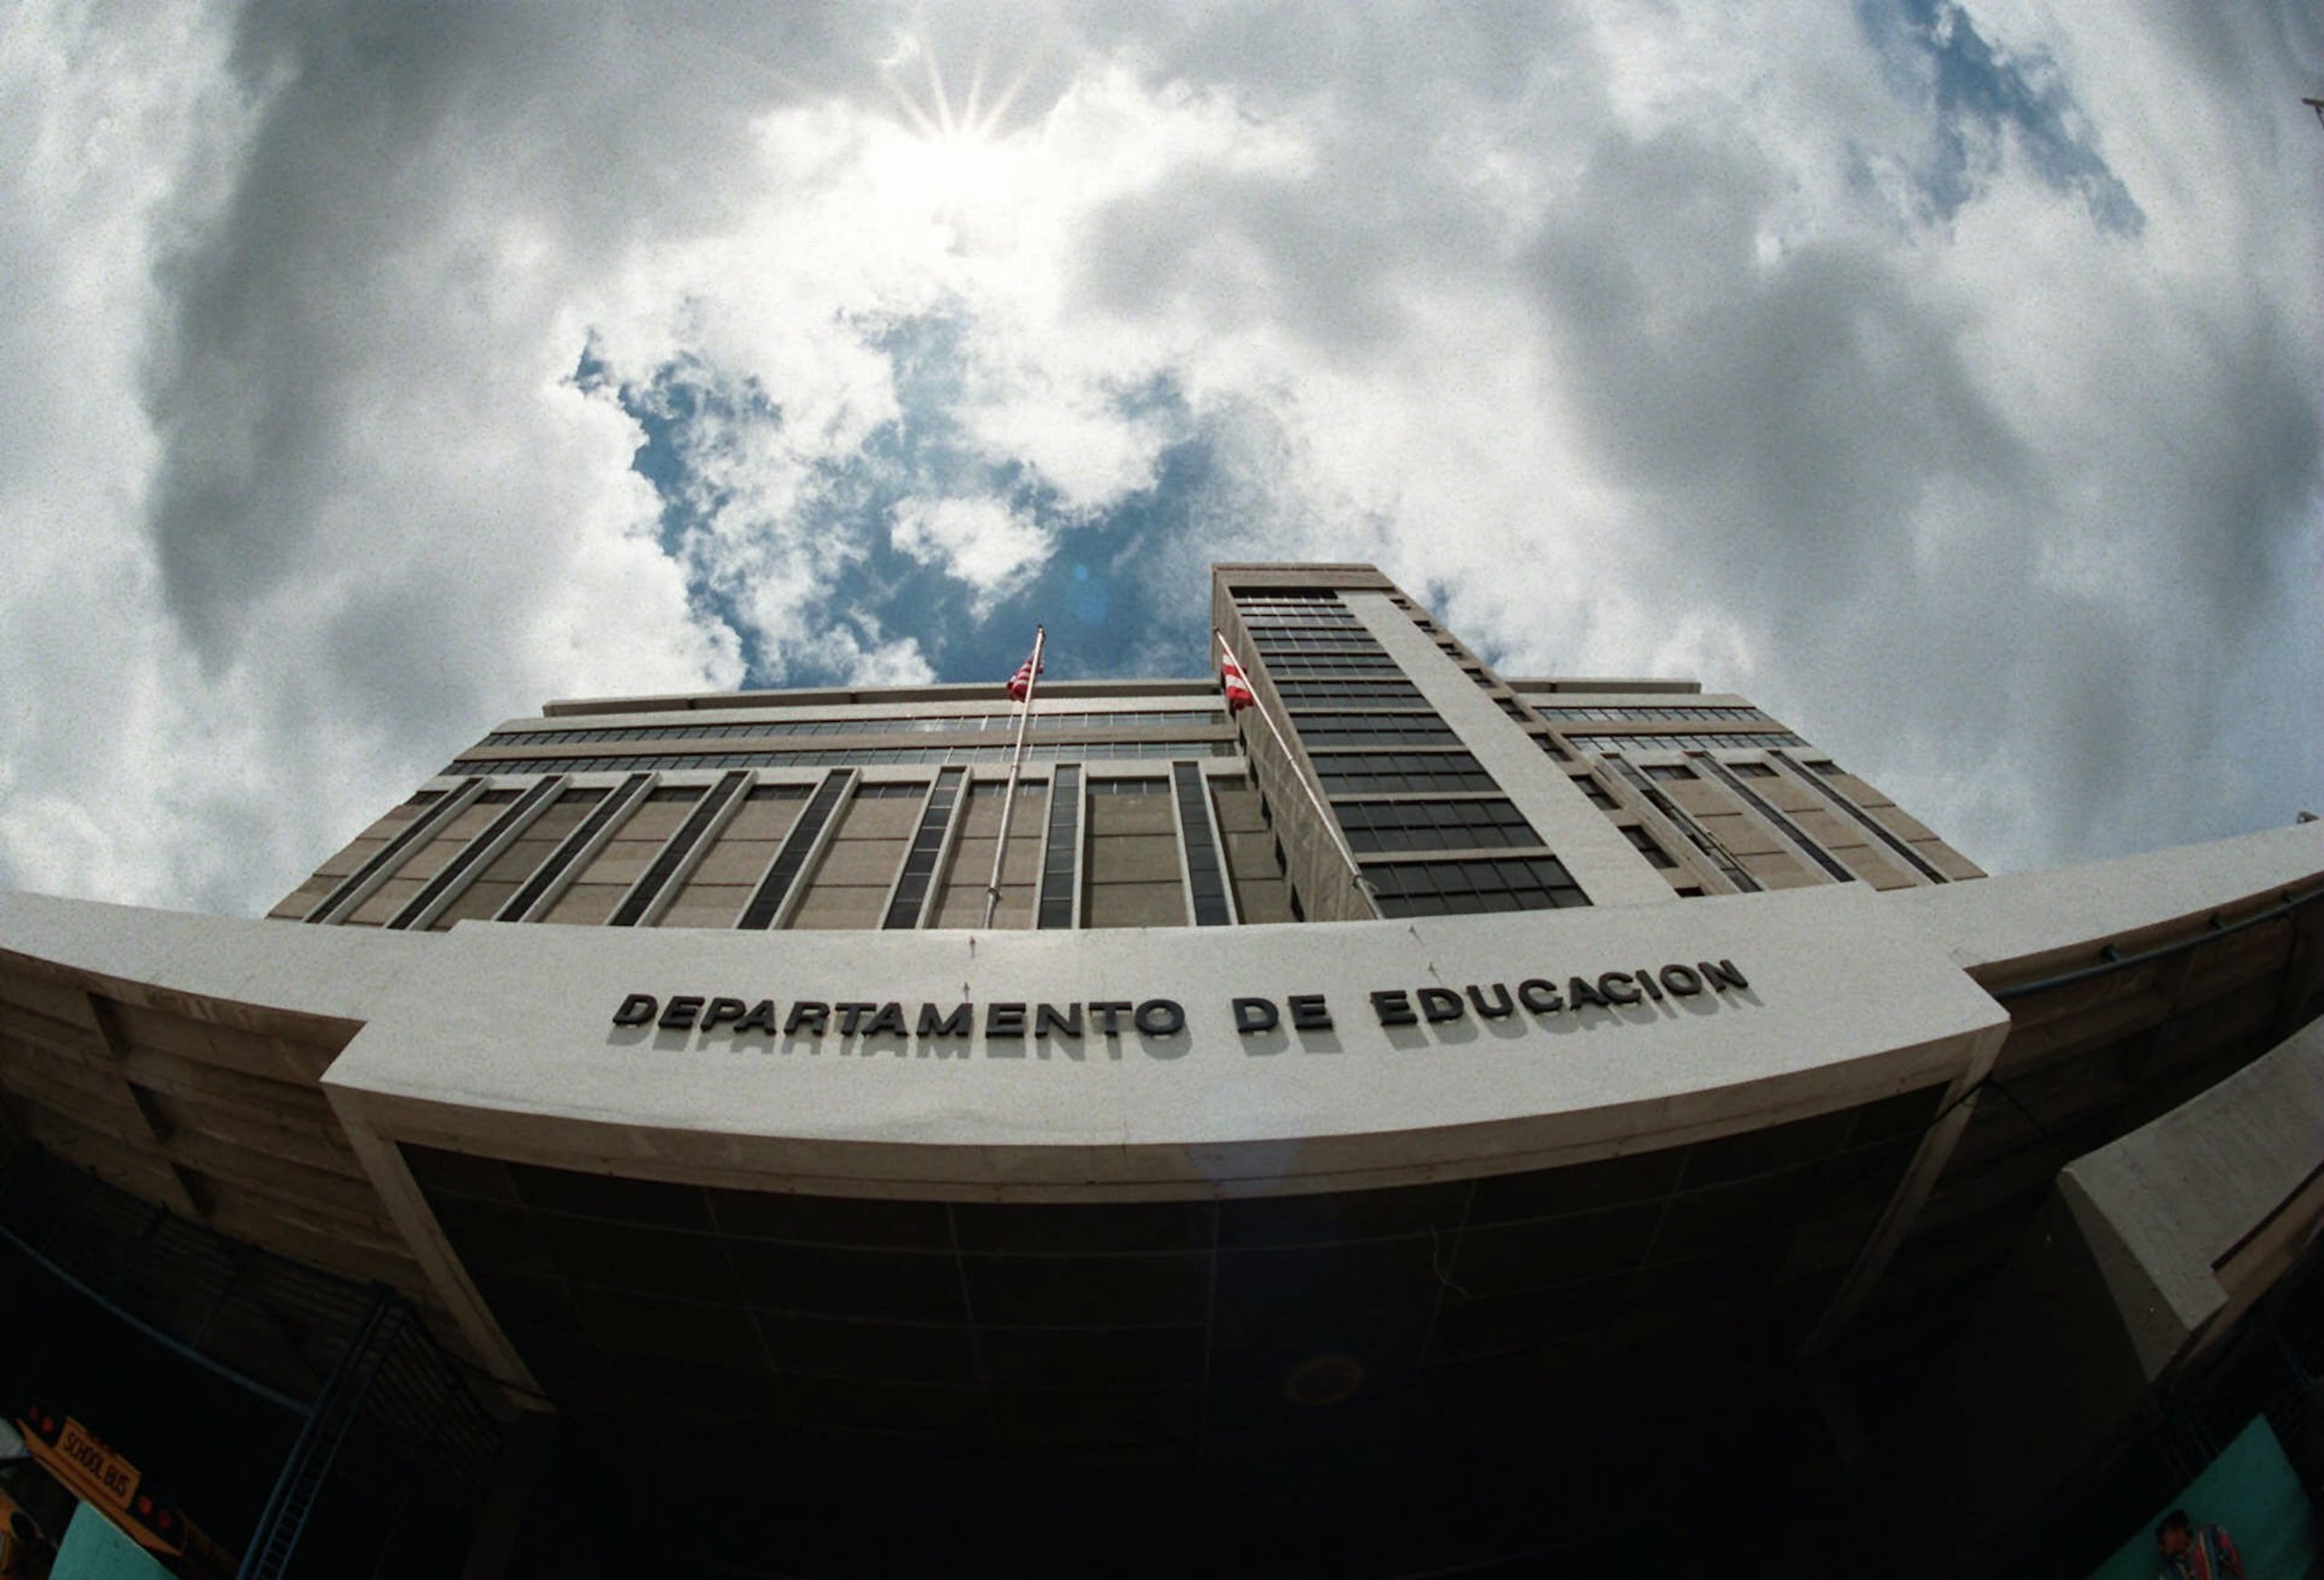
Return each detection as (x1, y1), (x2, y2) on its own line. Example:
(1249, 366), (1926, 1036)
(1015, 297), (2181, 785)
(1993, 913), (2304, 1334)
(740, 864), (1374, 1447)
(890, 496), (1052, 609)
(1, 0), (2318, 918)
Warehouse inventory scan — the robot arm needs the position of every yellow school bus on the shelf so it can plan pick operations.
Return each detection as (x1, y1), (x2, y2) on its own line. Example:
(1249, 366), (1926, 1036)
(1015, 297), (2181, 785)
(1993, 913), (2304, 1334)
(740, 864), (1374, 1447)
(11, 1406), (234, 1578)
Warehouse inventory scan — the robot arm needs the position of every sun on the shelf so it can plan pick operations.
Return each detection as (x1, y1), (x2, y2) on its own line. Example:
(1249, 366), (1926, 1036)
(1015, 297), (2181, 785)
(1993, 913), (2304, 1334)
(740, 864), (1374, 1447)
(873, 24), (1037, 220)
(878, 24), (1029, 150)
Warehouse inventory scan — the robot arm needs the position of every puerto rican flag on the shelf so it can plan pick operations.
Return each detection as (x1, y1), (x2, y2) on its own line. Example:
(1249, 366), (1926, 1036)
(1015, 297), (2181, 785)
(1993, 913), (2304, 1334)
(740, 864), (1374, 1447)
(1218, 648), (1256, 714)
(1005, 646), (1044, 701)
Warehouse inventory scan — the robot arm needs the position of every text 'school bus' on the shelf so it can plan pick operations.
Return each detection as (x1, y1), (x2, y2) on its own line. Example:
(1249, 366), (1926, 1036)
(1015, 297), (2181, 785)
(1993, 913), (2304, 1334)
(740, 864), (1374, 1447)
(12, 1406), (235, 1578)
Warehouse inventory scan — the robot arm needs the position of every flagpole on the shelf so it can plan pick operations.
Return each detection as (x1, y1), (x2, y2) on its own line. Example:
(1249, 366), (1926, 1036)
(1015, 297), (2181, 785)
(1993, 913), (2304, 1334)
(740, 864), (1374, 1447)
(982, 625), (1045, 929)
(1215, 629), (1377, 913)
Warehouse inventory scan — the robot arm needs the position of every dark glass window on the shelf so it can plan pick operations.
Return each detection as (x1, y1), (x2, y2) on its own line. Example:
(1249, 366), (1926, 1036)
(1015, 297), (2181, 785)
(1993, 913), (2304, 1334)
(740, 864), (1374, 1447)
(610, 771), (751, 927)
(1311, 752), (1499, 794)
(1271, 680), (1428, 707)
(881, 767), (965, 929)
(1037, 766), (1082, 929)
(496, 776), (649, 923)
(738, 770), (853, 930)
(1364, 856), (1590, 914)
(1334, 799), (1545, 854)
(1287, 713), (1459, 746)
(1621, 825), (1678, 868)
(1171, 763), (1233, 926)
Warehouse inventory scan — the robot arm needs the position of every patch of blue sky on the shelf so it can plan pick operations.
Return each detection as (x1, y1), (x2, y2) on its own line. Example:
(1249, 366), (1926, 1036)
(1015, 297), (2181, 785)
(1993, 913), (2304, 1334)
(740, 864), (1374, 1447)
(1856, 0), (2144, 236)
(580, 318), (1219, 694)
(578, 346), (785, 676)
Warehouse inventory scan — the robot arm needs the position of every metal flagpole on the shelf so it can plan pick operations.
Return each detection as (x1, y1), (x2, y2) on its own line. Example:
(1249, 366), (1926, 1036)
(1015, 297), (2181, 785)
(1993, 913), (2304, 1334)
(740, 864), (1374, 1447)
(1215, 629), (1377, 912)
(982, 626), (1045, 929)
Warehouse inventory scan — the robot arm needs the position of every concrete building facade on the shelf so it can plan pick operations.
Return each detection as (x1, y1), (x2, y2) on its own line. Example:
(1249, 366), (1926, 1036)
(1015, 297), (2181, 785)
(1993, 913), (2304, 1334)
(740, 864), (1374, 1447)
(0, 564), (2318, 1576)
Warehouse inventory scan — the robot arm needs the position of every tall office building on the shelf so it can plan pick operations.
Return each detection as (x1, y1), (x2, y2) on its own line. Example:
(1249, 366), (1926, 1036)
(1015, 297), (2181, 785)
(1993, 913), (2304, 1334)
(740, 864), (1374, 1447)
(0, 564), (2317, 1577)
(268, 563), (1978, 941)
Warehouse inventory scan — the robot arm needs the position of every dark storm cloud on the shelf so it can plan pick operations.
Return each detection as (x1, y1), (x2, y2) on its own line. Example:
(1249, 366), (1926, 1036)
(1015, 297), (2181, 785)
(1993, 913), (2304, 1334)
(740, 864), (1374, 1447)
(1528, 125), (2037, 610)
(1520, 119), (2319, 864)
(141, 1), (865, 661)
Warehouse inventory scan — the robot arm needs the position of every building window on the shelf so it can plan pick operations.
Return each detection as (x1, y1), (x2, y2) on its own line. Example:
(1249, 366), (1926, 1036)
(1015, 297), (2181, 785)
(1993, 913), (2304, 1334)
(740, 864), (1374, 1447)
(1171, 763), (1234, 926)
(1645, 765), (1698, 782)
(608, 772), (751, 928)
(1335, 799), (1546, 854)
(1037, 765), (1082, 929)
(1532, 706), (1773, 725)
(1620, 825), (1678, 868)
(1286, 713), (1461, 746)
(1272, 680), (1429, 707)
(1572, 775), (1618, 809)
(737, 770), (853, 930)
(446, 739), (1243, 775)
(1363, 857), (1590, 915)
(881, 767), (965, 929)
(1730, 763), (1778, 778)
(1311, 752), (1499, 794)
(1561, 734), (1812, 753)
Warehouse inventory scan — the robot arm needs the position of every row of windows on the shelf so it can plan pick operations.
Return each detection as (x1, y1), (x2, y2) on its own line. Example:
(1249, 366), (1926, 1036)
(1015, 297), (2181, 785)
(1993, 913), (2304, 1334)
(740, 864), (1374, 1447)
(1246, 632), (1391, 654)
(1638, 761), (1776, 783)
(1173, 761), (1234, 926)
(1530, 706), (1772, 725)
(1254, 655), (1407, 677)
(1566, 732), (1809, 754)
(881, 768), (966, 929)
(1037, 766), (1082, 928)
(1272, 680), (1429, 707)
(1336, 799), (1545, 854)
(1313, 752), (1502, 794)
(448, 741), (1244, 775)
(1241, 625), (1365, 645)
(487, 709), (1225, 747)
(1240, 607), (1364, 626)
(740, 771), (853, 930)
(1620, 824), (1678, 868)
(1364, 857), (1590, 915)
(1288, 713), (1460, 746)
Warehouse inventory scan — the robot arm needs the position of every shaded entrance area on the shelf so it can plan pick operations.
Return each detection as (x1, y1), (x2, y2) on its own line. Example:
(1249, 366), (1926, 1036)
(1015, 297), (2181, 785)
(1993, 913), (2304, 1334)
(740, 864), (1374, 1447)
(0, 1148), (505, 1577)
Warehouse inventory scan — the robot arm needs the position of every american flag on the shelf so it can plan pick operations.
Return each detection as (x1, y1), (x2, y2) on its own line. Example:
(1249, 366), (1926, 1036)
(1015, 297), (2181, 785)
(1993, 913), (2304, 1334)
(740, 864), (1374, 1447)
(1218, 649), (1256, 713)
(1005, 645), (1044, 700)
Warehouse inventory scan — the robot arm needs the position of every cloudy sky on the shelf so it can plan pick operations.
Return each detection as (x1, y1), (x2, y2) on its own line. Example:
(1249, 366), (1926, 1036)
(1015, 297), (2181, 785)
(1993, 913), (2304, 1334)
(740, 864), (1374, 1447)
(4, 0), (2319, 917)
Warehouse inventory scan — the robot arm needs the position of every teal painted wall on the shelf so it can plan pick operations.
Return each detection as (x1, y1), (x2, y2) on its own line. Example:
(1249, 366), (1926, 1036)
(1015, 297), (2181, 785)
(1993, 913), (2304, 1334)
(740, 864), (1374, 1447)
(2086, 1416), (2319, 1580)
(51, 1503), (170, 1580)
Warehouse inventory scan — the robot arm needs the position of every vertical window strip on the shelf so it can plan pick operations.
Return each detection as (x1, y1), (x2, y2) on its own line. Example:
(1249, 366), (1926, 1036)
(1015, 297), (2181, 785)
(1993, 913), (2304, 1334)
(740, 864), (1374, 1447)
(1768, 750), (1948, 884)
(1602, 757), (1760, 894)
(496, 775), (652, 922)
(1171, 762), (1236, 926)
(881, 767), (966, 929)
(1689, 753), (1855, 884)
(737, 769), (853, 931)
(608, 770), (753, 927)
(1037, 765), (1082, 930)
(387, 776), (566, 931)
(307, 776), (487, 923)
